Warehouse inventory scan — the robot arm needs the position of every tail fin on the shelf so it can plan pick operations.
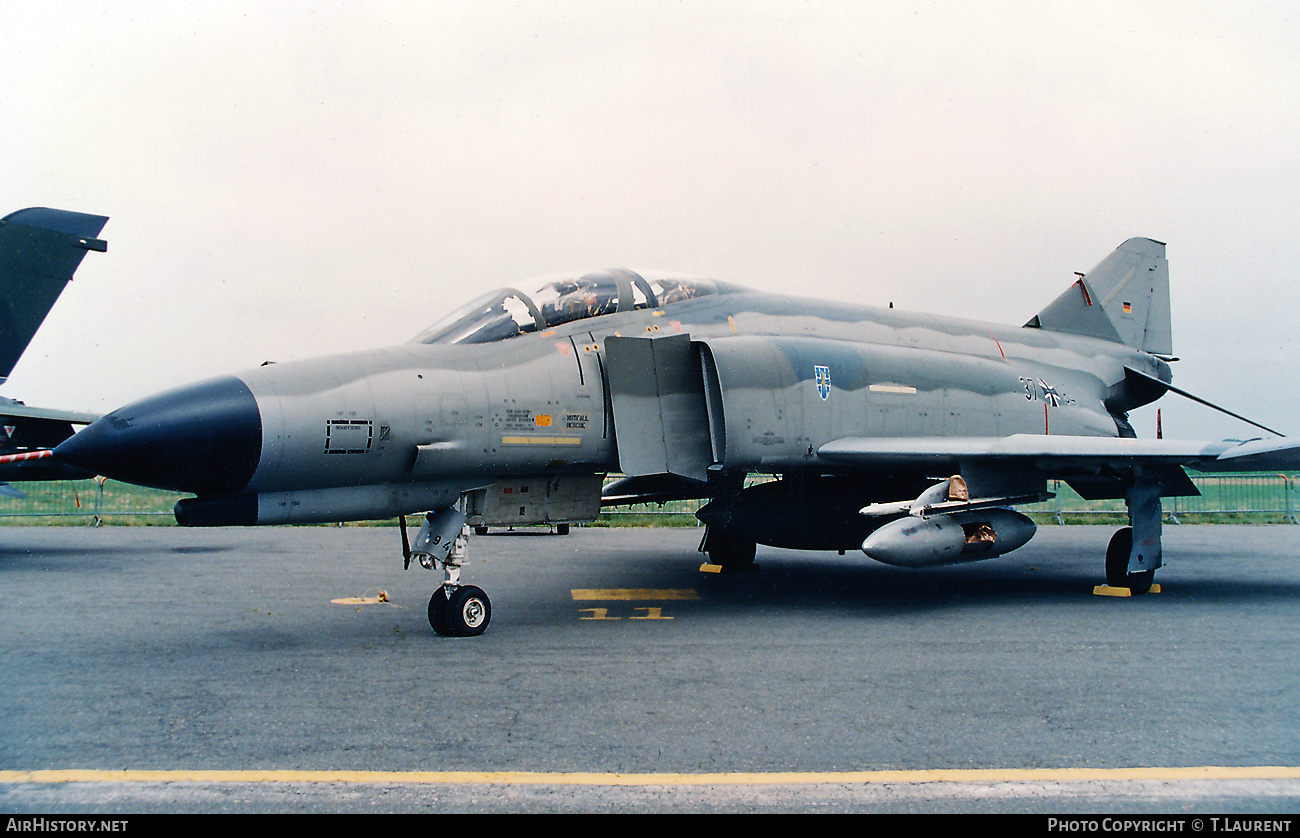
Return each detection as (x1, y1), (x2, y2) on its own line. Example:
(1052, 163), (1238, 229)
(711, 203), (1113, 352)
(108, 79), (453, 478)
(0, 208), (109, 382)
(1025, 237), (1171, 356)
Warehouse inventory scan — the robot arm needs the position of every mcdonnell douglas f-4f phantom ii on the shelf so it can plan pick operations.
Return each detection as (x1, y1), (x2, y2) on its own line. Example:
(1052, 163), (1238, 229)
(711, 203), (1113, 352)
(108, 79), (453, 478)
(52, 238), (1300, 635)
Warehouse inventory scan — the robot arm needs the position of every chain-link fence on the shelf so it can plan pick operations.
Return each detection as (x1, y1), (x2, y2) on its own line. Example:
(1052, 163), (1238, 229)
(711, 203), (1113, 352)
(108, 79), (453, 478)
(0, 472), (1295, 525)
(1021, 473), (1300, 524)
(0, 479), (185, 525)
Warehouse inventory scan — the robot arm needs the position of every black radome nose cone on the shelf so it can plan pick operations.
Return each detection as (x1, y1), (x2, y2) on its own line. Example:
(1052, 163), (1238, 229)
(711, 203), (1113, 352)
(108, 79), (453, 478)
(55, 376), (262, 495)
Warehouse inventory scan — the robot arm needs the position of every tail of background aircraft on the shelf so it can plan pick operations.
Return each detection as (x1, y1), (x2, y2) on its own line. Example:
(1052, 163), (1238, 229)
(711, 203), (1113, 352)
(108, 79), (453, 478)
(0, 207), (110, 384)
(1025, 237), (1172, 357)
(0, 207), (107, 484)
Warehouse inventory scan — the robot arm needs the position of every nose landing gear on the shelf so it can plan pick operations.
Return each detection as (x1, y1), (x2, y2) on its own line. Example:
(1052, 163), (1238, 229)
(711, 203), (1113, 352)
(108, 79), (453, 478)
(402, 508), (493, 637)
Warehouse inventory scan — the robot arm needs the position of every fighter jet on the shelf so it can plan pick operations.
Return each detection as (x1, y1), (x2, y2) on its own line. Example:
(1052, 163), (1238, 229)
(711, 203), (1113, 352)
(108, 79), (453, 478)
(0, 208), (108, 487)
(52, 239), (1300, 635)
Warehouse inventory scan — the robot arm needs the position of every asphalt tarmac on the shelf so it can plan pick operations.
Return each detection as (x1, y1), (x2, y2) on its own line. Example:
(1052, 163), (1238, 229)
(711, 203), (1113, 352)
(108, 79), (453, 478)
(1, 523), (1298, 814)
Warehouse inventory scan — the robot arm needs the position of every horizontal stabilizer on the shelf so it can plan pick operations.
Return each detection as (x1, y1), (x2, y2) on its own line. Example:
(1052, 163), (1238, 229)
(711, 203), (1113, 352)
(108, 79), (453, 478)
(1198, 437), (1300, 471)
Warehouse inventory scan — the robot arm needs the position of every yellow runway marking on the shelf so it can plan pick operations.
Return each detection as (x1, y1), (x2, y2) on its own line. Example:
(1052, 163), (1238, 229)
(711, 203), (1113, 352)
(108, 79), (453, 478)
(571, 589), (698, 601)
(2, 767), (1299, 786)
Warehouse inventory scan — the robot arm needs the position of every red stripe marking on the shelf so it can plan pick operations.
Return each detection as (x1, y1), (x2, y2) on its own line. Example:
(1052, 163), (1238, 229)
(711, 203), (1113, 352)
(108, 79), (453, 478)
(985, 328), (1005, 359)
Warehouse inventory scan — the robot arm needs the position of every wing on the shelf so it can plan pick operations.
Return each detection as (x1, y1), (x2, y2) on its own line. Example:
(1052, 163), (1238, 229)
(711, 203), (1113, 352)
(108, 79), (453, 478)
(817, 434), (1300, 500)
(0, 399), (98, 482)
(817, 434), (1300, 467)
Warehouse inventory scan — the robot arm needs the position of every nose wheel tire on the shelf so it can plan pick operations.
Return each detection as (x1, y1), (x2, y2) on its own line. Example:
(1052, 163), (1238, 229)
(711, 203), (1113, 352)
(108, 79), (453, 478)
(427, 588), (450, 634)
(428, 585), (492, 636)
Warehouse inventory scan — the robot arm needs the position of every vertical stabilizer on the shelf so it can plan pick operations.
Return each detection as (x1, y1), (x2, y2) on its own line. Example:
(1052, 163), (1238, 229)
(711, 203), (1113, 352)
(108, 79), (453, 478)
(0, 208), (109, 382)
(1026, 238), (1171, 356)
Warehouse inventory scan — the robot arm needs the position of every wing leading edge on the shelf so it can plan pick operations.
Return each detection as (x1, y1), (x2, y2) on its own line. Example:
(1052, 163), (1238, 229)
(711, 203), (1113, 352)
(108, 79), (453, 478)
(818, 434), (1300, 476)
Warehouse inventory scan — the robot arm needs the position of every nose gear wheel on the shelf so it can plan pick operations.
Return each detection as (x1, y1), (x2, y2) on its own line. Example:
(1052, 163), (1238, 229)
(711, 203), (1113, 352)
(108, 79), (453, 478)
(428, 585), (491, 636)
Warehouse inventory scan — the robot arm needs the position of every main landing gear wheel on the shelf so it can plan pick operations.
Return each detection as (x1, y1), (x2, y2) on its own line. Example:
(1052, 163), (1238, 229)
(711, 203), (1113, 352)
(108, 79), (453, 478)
(708, 532), (756, 569)
(1105, 527), (1155, 594)
(428, 585), (492, 637)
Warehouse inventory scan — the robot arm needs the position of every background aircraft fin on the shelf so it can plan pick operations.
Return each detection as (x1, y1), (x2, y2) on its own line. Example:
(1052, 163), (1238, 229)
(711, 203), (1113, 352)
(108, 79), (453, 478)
(0, 207), (110, 383)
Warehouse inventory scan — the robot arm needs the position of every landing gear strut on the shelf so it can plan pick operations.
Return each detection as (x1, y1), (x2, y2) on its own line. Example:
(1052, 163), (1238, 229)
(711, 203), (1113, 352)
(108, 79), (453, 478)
(1104, 472), (1164, 594)
(402, 508), (492, 636)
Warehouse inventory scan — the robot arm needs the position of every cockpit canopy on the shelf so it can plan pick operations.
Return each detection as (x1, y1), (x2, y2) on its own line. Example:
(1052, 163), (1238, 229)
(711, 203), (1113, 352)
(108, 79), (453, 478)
(411, 269), (727, 345)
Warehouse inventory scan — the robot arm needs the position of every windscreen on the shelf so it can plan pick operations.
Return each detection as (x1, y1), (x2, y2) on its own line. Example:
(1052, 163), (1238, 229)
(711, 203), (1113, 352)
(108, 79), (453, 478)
(408, 289), (542, 345)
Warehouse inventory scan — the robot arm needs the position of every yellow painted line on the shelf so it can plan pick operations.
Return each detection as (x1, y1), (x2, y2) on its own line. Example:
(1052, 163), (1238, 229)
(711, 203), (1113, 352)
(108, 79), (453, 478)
(2, 767), (1299, 786)
(571, 589), (699, 601)
(501, 436), (583, 446)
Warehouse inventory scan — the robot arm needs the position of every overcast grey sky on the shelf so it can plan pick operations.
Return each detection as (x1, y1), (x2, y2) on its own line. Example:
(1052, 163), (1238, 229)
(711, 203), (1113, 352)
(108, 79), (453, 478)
(4, 1), (1298, 440)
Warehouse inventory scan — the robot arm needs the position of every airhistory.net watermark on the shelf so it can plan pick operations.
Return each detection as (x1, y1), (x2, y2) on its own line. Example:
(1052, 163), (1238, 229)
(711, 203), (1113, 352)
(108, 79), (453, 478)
(6, 821), (128, 833)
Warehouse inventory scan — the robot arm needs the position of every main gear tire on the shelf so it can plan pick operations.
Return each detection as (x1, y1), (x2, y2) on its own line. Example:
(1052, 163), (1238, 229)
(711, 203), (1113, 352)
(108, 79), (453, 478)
(708, 532), (756, 569)
(1105, 527), (1154, 594)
